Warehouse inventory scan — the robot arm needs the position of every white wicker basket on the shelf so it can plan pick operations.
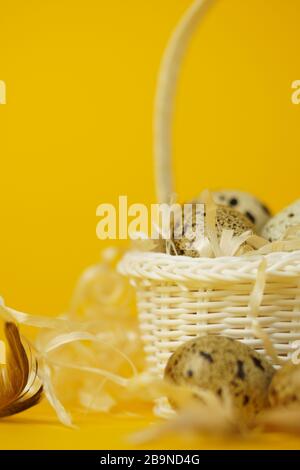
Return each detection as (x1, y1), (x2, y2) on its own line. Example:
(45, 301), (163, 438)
(119, 0), (300, 377)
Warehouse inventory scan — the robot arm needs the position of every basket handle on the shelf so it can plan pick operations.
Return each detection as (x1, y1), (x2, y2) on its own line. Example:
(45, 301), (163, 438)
(154, 0), (215, 204)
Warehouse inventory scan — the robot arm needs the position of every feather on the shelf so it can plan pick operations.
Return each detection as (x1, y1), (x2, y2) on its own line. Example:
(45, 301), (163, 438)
(256, 407), (300, 434)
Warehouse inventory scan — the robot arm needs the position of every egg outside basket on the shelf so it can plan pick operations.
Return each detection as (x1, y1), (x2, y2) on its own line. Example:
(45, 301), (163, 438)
(119, 0), (300, 382)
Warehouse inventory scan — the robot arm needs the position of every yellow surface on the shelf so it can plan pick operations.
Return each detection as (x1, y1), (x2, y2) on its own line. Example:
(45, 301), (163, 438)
(1, 401), (300, 450)
(0, 0), (300, 449)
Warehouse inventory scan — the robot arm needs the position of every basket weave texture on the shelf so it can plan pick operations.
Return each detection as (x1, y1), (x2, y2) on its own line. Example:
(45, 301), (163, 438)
(119, 251), (300, 374)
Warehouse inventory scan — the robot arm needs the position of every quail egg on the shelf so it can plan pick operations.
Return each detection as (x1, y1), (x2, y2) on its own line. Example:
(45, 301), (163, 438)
(173, 203), (254, 257)
(268, 361), (300, 407)
(193, 190), (271, 231)
(164, 335), (275, 419)
(261, 199), (300, 242)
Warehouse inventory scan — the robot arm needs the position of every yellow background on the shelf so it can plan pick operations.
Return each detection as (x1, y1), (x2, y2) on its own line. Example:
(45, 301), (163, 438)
(0, 0), (300, 449)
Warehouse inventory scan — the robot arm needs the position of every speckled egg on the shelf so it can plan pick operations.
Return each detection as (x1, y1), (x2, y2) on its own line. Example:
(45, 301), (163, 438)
(173, 204), (254, 257)
(268, 361), (300, 407)
(210, 190), (271, 231)
(261, 199), (300, 242)
(164, 336), (275, 419)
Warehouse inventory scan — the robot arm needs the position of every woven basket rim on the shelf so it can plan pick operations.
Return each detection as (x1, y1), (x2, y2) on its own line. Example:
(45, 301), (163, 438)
(119, 249), (300, 283)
